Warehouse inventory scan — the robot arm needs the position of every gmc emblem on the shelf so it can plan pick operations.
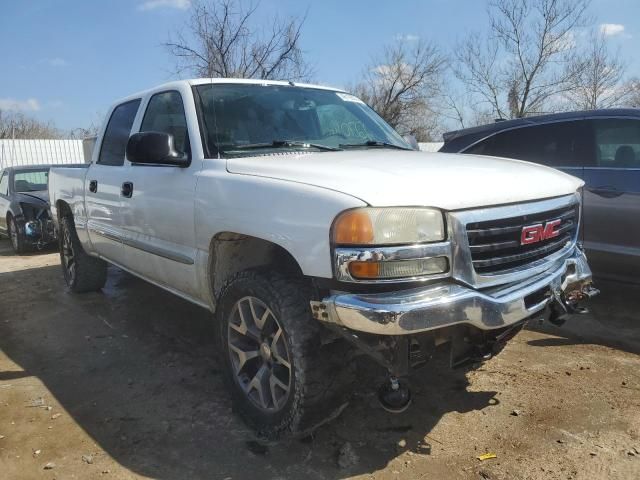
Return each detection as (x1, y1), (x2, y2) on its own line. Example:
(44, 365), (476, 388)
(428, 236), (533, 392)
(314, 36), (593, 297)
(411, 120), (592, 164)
(520, 219), (561, 245)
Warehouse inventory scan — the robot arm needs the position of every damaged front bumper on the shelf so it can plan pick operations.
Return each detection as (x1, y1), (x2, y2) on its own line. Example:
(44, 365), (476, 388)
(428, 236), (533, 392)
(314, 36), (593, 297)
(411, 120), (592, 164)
(312, 248), (597, 336)
(17, 217), (57, 248)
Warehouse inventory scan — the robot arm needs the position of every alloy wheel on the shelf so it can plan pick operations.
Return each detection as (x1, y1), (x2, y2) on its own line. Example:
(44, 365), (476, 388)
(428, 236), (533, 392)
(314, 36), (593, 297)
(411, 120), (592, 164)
(9, 218), (19, 250)
(227, 296), (292, 412)
(61, 225), (76, 284)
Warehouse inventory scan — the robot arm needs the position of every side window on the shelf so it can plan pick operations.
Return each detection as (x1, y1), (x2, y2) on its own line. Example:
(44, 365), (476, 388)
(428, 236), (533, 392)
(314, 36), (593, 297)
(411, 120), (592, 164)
(592, 119), (640, 168)
(98, 99), (141, 166)
(467, 122), (586, 167)
(140, 91), (189, 155)
(0, 172), (8, 196)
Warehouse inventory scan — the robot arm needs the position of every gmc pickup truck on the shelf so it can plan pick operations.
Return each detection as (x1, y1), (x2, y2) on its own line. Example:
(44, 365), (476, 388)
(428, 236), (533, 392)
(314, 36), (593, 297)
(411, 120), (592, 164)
(49, 79), (598, 439)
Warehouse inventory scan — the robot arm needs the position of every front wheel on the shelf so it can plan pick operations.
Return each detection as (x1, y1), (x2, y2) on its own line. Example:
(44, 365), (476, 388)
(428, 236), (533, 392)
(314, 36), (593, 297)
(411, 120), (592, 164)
(59, 216), (108, 293)
(8, 216), (28, 254)
(217, 270), (353, 440)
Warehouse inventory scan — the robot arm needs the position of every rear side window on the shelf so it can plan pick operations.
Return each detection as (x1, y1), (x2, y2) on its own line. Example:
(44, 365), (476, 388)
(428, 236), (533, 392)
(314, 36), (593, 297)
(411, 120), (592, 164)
(592, 119), (640, 168)
(140, 91), (189, 155)
(98, 99), (141, 166)
(466, 121), (587, 167)
(0, 172), (8, 196)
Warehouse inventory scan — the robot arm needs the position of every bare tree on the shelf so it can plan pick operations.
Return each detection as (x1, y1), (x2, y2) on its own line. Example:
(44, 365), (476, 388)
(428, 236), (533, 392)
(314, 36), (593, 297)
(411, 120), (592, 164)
(455, 0), (591, 119)
(353, 39), (447, 141)
(564, 31), (631, 109)
(165, 0), (312, 81)
(623, 78), (640, 108)
(0, 110), (60, 139)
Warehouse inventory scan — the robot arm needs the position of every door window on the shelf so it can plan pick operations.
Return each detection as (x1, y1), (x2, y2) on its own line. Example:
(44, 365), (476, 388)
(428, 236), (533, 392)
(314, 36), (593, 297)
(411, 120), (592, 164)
(140, 91), (189, 155)
(0, 172), (8, 195)
(592, 119), (640, 168)
(98, 99), (141, 166)
(466, 121), (588, 167)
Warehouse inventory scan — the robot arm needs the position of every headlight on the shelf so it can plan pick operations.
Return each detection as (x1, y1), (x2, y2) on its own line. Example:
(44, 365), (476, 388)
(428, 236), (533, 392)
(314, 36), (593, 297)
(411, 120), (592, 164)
(332, 207), (445, 246)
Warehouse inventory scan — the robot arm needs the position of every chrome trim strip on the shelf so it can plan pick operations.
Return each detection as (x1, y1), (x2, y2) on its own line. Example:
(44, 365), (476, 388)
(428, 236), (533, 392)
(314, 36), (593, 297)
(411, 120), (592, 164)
(89, 226), (194, 265)
(334, 242), (452, 283)
(314, 248), (593, 335)
(89, 226), (121, 243)
(121, 237), (195, 265)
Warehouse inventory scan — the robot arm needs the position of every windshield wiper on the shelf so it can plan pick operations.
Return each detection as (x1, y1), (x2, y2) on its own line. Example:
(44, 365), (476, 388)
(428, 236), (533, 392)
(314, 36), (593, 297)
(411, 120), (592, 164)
(339, 140), (413, 151)
(226, 140), (341, 152)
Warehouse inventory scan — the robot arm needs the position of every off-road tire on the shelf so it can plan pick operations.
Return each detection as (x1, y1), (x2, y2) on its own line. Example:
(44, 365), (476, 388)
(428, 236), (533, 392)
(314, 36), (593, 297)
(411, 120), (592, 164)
(7, 215), (29, 255)
(59, 216), (107, 293)
(216, 269), (354, 440)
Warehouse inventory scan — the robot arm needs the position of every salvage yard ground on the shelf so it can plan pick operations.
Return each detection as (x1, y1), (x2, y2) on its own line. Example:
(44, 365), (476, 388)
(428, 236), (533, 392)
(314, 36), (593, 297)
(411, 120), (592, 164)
(0, 238), (639, 480)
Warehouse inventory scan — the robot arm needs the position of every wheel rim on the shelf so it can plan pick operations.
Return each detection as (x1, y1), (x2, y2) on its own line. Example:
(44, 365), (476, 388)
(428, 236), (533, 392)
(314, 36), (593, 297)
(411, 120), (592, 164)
(9, 219), (18, 250)
(61, 224), (76, 284)
(227, 296), (292, 412)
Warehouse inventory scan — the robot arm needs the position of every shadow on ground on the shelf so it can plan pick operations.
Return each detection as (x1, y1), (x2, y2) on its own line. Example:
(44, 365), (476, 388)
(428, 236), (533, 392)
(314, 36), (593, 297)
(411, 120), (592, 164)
(0, 258), (498, 479)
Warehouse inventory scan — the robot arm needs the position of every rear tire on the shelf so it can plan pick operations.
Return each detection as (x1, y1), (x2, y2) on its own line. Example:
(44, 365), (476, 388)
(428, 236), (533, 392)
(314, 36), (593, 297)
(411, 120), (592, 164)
(59, 216), (107, 293)
(8, 216), (29, 255)
(216, 269), (354, 440)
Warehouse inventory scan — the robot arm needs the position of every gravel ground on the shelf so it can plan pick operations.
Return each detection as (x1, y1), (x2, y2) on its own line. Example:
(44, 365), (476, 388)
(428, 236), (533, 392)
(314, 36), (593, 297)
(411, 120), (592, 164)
(0, 238), (639, 480)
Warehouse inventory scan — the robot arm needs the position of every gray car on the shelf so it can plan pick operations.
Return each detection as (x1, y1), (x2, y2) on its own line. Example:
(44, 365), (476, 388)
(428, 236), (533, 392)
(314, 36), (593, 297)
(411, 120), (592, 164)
(440, 109), (640, 282)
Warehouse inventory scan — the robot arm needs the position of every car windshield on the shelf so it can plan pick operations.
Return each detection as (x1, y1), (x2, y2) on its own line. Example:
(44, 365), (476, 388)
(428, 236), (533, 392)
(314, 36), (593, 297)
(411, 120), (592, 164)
(194, 83), (409, 157)
(14, 169), (49, 192)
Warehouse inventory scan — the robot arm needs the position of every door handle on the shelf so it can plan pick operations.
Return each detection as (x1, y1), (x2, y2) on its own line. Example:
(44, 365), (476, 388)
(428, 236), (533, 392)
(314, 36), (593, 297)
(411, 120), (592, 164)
(587, 185), (623, 199)
(121, 181), (133, 198)
(89, 180), (98, 193)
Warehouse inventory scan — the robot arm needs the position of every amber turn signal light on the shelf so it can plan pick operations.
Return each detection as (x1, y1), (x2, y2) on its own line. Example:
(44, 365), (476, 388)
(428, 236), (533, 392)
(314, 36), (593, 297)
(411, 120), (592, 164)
(333, 210), (374, 245)
(348, 261), (380, 279)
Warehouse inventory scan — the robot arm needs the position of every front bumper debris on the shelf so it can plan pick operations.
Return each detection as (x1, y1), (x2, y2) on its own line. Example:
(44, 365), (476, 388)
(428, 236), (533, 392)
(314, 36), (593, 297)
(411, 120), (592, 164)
(311, 248), (596, 335)
(18, 217), (57, 248)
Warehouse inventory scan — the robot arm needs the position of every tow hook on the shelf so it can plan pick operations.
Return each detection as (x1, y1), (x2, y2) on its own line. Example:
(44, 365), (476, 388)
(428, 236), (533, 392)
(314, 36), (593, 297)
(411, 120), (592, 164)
(377, 376), (412, 413)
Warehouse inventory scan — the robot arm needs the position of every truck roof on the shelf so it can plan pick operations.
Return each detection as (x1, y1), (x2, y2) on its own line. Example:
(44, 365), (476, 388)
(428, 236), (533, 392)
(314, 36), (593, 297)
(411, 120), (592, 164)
(117, 78), (347, 106)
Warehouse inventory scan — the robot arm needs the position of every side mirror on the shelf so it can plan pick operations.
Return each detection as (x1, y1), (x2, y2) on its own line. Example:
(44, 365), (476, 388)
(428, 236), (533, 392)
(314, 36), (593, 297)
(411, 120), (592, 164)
(126, 132), (190, 167)
(403, 135), (420, 151)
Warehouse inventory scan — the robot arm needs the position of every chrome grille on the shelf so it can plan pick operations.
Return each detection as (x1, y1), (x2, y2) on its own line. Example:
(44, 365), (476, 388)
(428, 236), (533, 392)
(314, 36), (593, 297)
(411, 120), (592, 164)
(466, 203), (578, 274)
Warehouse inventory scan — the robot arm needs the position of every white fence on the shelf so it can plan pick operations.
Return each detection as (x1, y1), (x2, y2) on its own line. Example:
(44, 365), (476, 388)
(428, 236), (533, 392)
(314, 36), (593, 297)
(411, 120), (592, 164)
(418, 142), (444, 152)
(0, 139), (86, 169)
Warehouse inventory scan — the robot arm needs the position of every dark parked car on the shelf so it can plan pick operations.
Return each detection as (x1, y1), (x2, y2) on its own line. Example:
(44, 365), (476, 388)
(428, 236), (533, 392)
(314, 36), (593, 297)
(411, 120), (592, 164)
(0, 165), (59, 254)
(440, 109), (640, 282)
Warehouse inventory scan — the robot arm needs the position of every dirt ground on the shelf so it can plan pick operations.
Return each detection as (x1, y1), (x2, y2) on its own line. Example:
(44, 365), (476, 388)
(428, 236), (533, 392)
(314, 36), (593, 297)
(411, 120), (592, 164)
(0, 238), (639, 480)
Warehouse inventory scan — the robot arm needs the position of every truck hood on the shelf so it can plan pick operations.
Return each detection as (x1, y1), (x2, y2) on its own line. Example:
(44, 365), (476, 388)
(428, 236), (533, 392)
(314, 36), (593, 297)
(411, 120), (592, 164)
(226, 150), (584, 210)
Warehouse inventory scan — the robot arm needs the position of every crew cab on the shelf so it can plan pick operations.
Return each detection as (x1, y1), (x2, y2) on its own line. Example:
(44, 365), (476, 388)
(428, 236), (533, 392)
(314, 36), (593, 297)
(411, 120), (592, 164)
(49, 79), (598, 439)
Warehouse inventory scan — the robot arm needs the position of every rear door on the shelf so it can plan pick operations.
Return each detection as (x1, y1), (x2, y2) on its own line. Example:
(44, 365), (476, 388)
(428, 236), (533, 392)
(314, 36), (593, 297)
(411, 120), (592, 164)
(583, 118), (640, 279)
(85, 99), (141, 265)
(119, 89), (200, 299)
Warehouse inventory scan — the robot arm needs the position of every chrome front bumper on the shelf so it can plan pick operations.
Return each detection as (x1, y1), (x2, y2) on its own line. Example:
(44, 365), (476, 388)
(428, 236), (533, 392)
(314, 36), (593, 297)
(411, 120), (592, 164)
(311, 248), (595, 335)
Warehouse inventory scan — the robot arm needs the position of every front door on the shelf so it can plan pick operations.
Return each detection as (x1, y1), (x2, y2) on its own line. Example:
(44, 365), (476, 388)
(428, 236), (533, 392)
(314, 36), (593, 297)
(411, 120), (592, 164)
(119, 90), (200, 299)
(583, 118), (640, 280)
(85, 99), (141, 266)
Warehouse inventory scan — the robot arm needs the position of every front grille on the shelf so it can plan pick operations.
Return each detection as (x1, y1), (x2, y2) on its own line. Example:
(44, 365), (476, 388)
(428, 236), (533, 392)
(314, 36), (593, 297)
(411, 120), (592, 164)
(466, 203), (578, 274)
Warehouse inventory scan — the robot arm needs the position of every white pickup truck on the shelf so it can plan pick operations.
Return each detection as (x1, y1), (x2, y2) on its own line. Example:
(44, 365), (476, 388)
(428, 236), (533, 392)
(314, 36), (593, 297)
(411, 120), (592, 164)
(49, 79), (598, 439)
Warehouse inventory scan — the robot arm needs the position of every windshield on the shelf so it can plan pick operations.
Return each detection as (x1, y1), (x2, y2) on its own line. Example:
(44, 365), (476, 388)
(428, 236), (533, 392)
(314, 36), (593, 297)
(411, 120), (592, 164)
(193, 83), (409, 156)
(13, 169), (49, 192)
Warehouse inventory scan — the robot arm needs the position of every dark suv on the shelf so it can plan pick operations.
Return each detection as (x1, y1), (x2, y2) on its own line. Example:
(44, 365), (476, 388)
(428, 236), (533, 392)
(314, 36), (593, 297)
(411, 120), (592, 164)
(440, 109), (640, 282)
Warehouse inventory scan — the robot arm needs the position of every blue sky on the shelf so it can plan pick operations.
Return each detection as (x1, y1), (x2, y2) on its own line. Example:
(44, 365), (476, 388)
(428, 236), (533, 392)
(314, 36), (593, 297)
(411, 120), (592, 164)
(1, 0), (638, 131)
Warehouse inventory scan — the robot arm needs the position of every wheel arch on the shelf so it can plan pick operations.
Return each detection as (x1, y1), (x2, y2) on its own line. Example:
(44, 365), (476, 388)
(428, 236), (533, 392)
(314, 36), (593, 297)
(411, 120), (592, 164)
(207, 231), (305, 309)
